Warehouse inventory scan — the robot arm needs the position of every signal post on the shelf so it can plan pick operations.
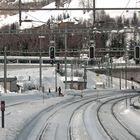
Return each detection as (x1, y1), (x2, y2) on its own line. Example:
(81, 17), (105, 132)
(1, 101), (5, 128)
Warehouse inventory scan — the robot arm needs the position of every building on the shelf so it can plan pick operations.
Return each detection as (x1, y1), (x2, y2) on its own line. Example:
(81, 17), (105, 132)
(0, 77), (18, 92)
(63, 77), (86, 90)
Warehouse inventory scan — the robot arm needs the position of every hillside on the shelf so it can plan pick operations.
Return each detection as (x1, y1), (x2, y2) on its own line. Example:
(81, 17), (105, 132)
(0, 0), (55, 16)
(0, 0), (91, 30)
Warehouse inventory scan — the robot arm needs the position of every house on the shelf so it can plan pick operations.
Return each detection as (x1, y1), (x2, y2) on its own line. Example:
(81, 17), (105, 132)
(0, 77), (18, 92)
(63, 77), (87, 90)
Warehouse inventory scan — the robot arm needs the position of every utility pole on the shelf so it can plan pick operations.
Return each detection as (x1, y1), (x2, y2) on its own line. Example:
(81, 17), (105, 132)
(19, 0), (22, 26)
(71, 63), (73, 89)
(93, 0), (96, 26)
(55, 65), (57, 92)
(4, 47), (7, 93)
(110, 57), (113, 88)
(84, 62), (87, 89)
(125, 57), (127, 89)
(119, 69), (122, 90)
(39, 36), (45, 91)
(125, 44), (129, 90)
(64, 26), (67, 89)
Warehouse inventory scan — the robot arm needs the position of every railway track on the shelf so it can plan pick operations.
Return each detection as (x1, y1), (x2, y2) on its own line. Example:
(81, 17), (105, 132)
(16, 92), (115, 140)
(97, 93), (139, 140)
(12, 90), (140, 140)
(36, 95), (100, 140)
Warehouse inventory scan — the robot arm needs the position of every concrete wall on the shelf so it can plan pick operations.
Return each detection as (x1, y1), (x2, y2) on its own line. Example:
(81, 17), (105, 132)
(111, 68), (140, 83)
(94, 67), (140, 83)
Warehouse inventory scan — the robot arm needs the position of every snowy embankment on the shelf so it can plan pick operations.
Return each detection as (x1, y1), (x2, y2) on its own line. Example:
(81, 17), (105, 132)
(114, 98), (140, 138)
(0, 95), (71, 140)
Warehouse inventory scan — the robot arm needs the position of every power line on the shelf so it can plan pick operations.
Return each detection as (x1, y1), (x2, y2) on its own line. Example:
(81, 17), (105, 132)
(120, 0), (131, 17)
(1, 7), (140, 11)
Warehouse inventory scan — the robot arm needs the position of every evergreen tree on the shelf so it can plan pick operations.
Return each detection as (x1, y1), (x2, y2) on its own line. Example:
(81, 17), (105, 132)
(63, 12), (67, 19)
(131, 12), (139, 26)
(124, 18), (130, 27)
(116, 16), (123, 29)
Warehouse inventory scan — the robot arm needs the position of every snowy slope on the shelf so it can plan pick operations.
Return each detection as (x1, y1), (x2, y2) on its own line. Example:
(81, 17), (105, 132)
(0, 0), (137, 30)
(0, 0), (91, 30)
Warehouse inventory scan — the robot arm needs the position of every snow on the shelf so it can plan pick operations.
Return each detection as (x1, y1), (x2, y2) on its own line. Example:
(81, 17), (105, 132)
(0, 96), (70, 140)
(114, 99), (140, 138)
(0, 1), (90, 29)
(0, 0), (138, 29)
(0, 63), (139, 139)
(0, 0), (140, 139)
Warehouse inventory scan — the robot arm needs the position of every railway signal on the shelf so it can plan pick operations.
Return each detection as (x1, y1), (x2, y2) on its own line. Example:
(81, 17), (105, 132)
(1, 101), (5, 128)
(49, 46), (55, 59)
(134, 46), (140, 60)
(89, 46), (95, 59)
(57, 63), (60, 72)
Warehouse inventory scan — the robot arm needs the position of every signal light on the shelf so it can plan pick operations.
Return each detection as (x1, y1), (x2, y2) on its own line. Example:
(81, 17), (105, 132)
(134, 46), (140, 60)
(1, 101), (5, 112)
(89, 46), (95, 59)
(57, 63), (60, 72)
(49, 47), (55, 59)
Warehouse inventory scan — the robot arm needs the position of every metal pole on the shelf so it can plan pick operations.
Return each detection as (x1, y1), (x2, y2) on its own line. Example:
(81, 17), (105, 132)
(110, 57), (113, 88)
(39, 39), (42, 90)
(120, 69), (122, 90)
(124, 27), (128, 90)
(125, 44), (129, 90)
(93, 0), (96, 25)
(1, 111), (4, 128)
(64, 28), (67, 89)
(125, 59), (127, 89)
(19, 0), (22, 26)
(126, 92), (128, 108)
(55, 65), (57, 92)
(84, 63), (87, 89)
(4, 47), (7, 93)
(39, 36), (45, 91)
(125, 46), (128, 108)
(107, 55), (110, 88)
(71, 63), (73, 89)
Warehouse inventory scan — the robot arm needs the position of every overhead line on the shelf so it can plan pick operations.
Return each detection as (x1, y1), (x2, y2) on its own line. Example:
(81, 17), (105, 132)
(120, 0), (131, 16)
(1, 7), (140, 11)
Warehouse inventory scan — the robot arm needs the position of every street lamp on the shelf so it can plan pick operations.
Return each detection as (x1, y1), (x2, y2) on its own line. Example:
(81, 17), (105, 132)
(38, 35), (45, 92)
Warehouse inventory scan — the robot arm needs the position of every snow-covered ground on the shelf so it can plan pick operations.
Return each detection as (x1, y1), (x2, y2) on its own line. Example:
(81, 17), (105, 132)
(0, 63), (139, 139)
(0, 62), (139, 94)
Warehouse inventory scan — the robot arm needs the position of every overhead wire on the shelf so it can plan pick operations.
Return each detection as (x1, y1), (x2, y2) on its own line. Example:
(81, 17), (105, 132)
(23, 1), (58, 25)
(120, 0), (131, 17)
(24, 12), (47, 23)
(24, 1), (71, 24)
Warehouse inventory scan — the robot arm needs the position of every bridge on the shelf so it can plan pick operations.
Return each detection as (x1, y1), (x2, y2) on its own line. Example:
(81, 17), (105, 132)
(0, 55), (139, 83)
(91, 65), (140, 84)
